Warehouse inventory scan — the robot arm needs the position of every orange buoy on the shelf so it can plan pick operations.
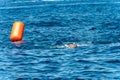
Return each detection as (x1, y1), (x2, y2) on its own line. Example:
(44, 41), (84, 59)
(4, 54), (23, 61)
(10, 21), (24, 42)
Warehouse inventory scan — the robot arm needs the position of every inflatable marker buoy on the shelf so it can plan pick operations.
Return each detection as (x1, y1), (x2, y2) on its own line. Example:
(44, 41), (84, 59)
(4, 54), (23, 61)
(10, 22), (24, 42)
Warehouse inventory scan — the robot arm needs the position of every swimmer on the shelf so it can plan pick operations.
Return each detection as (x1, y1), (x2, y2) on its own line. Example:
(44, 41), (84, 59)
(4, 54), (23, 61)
(65, 43), (77, 48)
(54, 43), (89, 49)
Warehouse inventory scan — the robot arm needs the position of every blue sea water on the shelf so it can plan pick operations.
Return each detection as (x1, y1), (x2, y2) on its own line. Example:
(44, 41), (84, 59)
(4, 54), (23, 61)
(1, 0), (120, 80)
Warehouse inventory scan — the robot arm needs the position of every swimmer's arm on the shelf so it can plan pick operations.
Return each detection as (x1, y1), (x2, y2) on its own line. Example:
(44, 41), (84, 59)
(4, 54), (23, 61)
(77, 44), (89, 46)
(56, 45), (66, 48)
(51, 45), (66, 49)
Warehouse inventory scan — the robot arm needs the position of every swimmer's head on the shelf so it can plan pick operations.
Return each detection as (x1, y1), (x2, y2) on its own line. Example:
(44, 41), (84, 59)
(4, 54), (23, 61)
(67, 43), (77, 48)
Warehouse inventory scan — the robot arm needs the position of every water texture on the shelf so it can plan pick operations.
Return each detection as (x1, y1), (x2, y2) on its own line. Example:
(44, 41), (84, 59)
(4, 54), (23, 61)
(0, 0), (120, 80)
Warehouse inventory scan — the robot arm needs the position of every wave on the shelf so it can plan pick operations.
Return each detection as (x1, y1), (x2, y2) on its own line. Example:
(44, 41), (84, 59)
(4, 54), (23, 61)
(41, 0), (64, 1)
(11, 0), (39, 3)
(1, 2), (120, 10)
(0, 5), (46, 10)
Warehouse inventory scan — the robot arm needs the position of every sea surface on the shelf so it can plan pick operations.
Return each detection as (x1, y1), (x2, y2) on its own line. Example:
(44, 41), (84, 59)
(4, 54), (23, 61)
(0, 0), (120, 80)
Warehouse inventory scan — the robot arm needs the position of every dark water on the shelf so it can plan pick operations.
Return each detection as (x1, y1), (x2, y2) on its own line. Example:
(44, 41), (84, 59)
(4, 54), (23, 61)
(1, 0), (120, 80)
